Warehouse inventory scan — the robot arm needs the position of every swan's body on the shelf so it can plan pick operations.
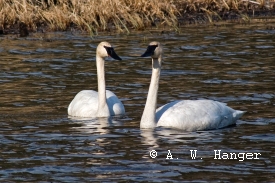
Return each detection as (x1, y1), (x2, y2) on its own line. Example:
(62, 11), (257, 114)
(156, 100), (244, 131)
(140, 41), (245, 131)
(68, 42), (125, 118)
(68, 90), (125, 117)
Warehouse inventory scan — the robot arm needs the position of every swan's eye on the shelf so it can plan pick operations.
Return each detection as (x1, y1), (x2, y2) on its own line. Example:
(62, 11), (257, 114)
(103, 46), (112, 54)
(103, 45), (122, 60)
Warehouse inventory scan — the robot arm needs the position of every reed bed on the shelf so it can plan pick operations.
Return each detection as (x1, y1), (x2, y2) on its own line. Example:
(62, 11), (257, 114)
(0, 0), (274, 34)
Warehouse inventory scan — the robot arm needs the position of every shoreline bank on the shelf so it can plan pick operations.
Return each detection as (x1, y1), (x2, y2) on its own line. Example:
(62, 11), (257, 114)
(1, 0), (275, 36)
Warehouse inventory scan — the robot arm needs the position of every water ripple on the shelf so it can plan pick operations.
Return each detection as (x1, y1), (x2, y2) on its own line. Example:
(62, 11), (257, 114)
(0, 22), (275, 182)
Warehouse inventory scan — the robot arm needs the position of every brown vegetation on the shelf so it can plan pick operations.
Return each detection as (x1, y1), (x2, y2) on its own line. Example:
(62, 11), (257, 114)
(0, 0), (275, 35)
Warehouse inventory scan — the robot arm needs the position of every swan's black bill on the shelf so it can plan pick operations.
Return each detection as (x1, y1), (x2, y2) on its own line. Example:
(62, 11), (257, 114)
(104, 46), (122, 60)
(141, 45), (158, 57)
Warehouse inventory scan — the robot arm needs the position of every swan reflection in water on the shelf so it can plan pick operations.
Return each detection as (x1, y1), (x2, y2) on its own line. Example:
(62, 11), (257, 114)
(140, 127), (226, 159)
(69, 116), (122, 135)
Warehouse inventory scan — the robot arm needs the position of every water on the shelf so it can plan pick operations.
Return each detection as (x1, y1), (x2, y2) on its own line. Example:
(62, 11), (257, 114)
(0, 21), (275, 182)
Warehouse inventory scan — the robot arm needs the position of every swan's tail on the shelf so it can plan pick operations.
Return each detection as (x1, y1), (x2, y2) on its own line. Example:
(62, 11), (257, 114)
(233, 110), (246, 120)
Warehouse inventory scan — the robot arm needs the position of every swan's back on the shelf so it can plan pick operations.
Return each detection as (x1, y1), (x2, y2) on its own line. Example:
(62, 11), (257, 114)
(68, 90), (125, 117)
(68, 90), (98, 117)
(156, 100), (245, 131)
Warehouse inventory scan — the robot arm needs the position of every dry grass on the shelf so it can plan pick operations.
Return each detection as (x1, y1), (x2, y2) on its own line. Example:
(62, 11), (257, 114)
(0, 0), (275, 34)
(176, 0), (274, 12)
(0, 0), (180, 34)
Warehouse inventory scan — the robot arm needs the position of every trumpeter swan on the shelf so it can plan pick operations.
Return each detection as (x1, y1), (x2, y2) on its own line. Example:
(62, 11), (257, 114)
(140, 41), (245, 131)
(68, 42), (125, 118)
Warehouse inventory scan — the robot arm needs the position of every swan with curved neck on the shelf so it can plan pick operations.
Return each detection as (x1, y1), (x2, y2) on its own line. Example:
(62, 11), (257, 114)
(68, 42), (125, 118)
(140, 41), (245, 131)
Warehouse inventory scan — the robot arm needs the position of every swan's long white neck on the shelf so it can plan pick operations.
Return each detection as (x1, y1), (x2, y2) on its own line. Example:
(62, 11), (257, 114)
(140, 57), (162, 128)
(96, 55), (110, 117)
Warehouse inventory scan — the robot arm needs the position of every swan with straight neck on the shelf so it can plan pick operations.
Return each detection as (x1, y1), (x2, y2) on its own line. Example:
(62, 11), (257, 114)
(140, 41), (245, 131)
(68, 42), (125, 118)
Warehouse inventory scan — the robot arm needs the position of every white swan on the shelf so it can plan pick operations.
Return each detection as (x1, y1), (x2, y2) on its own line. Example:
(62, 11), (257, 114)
(140, 41), (245, 131)
(68, 42), (125, 118)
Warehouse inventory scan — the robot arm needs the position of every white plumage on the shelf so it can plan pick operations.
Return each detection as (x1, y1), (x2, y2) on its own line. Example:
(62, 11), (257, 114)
(156, 100), (244, 131)
(68, 42), (125, 118)
(68, 90), (125, 117)
(140, 41), (245, 131)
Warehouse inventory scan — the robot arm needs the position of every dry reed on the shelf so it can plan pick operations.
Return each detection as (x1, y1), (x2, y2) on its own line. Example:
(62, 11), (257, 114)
(0, 0), (275, 34)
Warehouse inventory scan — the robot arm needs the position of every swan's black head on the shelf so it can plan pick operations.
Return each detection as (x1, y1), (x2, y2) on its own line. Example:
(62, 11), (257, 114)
(104, 46), (122, 60)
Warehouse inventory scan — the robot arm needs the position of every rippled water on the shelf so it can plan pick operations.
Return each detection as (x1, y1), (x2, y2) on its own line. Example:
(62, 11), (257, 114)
(1, 21), (275, 182)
